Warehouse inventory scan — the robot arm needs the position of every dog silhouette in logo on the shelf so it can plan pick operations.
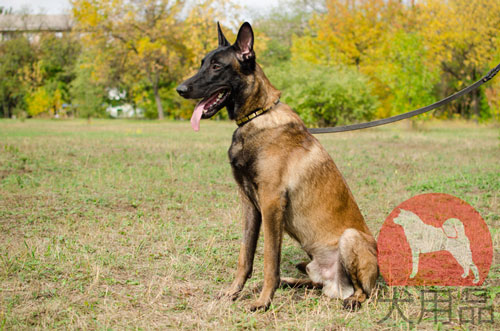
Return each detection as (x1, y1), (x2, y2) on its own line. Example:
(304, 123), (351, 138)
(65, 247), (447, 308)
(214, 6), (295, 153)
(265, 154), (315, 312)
(393, 209), (480, 283)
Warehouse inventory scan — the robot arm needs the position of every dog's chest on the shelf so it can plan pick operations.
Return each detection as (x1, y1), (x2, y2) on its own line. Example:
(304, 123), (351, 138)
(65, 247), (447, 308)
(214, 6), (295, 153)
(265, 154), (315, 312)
(228, 131), (261, 202)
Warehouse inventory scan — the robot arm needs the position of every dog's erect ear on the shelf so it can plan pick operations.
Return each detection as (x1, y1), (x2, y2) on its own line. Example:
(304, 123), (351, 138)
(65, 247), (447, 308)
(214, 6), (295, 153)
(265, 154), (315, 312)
(217, 21), (230, 47)
(234, 22), (255, 62)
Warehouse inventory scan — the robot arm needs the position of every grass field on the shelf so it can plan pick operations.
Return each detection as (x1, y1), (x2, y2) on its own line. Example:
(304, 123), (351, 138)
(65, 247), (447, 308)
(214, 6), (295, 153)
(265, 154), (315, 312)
(0, 119), (499, 329)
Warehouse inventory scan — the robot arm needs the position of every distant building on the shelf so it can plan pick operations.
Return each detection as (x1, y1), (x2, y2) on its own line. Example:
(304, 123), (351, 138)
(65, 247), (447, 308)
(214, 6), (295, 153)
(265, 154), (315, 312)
(0, 14), (73, 41)
(106, 89), (145, 118)
(106, 104), (145, 118)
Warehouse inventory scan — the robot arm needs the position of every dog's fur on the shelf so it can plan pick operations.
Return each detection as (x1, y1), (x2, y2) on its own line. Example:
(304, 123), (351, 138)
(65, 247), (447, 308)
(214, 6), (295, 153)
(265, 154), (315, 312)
(176, 22), (378, 311)
(393, 209), (479, 283)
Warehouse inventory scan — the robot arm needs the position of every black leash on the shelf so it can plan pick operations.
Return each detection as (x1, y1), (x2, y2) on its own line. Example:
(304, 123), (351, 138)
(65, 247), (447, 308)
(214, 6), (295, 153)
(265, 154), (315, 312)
(308, 62), (500, 134)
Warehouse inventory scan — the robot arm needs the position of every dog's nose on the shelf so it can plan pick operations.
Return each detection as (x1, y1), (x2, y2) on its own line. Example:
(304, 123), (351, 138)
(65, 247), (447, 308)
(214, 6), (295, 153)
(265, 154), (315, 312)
(176, 84), (190, 97)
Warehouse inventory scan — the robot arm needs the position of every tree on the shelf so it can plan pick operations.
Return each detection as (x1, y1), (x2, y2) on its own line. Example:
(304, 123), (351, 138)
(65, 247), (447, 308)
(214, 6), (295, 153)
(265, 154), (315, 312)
(251, 0), (325, 67)
(376, 30), (440, 117)
(71, 0), (224, 120)
(70, 51), (108, 118)
(0, 37), (35, 118)
(292, 0), (405, 68)
(418, 0), (500, 119)
(291, 0), (500, 120)
(16, 34), (81, 118)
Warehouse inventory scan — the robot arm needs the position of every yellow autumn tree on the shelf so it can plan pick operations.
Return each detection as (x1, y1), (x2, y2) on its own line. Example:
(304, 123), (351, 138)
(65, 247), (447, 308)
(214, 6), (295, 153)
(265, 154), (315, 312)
(291, 0), (500, 119)
(418, 0), (500, 118)
(72, 0), (233, 119)
(26, 87), (51, 117)
(292, 0), (405, 68)
(25, 87), (64, 117)
(291, 0), (410, 116)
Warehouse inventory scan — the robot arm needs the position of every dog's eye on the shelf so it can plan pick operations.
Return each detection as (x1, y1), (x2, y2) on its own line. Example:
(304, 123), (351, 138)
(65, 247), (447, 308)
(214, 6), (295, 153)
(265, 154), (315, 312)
(211, 63), (222, 70)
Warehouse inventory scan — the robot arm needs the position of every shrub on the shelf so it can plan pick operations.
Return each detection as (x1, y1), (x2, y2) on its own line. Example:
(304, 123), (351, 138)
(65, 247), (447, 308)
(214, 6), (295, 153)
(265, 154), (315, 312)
(25, 87), (52, 117)
(70, 57), (107, 118)
(265, 62), (379, 127)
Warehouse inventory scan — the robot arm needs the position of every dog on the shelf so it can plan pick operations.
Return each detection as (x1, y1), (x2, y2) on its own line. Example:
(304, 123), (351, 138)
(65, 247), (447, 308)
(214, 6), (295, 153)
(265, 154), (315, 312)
(393, 209), (479, 283)
(176, 22), (378, 311)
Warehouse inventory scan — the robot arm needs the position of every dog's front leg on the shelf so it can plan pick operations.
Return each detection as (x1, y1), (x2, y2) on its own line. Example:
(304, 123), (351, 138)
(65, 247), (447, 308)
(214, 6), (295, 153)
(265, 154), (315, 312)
(220, 193), (261, 300)
(250, 196), (284, 311)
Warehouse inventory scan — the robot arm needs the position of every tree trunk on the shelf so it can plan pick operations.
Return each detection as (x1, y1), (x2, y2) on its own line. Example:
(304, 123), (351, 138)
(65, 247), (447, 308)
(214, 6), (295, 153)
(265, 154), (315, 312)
(154, 84), (164, 120)
(3, 100), (9, 118)
(151, 71), (164, 120)
(472, 88), (480, 122)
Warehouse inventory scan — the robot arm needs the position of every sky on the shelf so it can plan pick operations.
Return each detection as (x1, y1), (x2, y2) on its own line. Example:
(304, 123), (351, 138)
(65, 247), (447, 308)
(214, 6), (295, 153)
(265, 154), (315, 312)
(0, 0), (280, 16)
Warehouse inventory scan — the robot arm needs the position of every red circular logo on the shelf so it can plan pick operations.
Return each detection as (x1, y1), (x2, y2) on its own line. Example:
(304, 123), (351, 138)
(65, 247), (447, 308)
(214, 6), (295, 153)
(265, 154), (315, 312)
(377, 193), (492, 286)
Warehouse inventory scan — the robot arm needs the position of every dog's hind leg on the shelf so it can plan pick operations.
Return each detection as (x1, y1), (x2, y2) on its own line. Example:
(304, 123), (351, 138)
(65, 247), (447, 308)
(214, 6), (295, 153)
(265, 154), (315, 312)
(339, 228), (378, 310)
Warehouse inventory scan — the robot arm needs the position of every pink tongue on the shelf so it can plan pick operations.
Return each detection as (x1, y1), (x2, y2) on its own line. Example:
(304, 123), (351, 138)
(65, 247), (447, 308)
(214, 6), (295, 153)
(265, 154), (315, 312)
(190, 101), (206, 131)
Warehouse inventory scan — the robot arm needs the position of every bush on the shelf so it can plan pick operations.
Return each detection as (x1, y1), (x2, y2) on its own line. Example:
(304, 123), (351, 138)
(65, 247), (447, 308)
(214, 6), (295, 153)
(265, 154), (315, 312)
(265, 62), (379, 127)
(25, 87), (52, 117)
(70, 56), (107, 118)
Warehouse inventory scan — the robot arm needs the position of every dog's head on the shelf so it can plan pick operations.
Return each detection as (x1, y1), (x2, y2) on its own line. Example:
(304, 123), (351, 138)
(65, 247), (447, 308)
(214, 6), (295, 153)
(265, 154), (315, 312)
(176, 22), (256, 131)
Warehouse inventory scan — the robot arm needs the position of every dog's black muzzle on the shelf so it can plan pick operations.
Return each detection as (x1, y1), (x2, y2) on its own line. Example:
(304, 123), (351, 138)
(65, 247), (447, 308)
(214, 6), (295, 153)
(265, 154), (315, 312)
(176, 83), (191, 98)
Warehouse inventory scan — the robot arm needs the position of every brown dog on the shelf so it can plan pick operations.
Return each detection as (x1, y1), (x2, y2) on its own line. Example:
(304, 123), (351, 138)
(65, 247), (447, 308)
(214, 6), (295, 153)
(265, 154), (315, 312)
(176, 22), (378, 311)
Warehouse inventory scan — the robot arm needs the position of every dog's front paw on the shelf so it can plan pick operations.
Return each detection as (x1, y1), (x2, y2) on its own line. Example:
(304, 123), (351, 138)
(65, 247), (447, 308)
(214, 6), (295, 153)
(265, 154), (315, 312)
(249, 299), (271, 311)
(342, 297), (362, 311)
(217, 286), (241, 301)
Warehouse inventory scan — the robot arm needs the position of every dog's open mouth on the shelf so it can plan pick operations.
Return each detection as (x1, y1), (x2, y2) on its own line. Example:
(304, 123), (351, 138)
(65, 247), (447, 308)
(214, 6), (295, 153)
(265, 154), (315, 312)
(190, 89), (230, 131)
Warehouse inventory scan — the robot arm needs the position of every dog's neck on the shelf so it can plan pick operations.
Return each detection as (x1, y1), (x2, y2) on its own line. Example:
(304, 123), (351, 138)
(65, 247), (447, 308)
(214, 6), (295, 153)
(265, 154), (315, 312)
(234, 64), (281, 120)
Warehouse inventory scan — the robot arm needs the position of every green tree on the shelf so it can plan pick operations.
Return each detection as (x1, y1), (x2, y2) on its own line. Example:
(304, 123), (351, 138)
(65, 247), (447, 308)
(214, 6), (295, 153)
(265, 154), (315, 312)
(70, 52), (108, 118)
(377, 30), (440, 117)
(252, 0), (324, 67)
(14, 34), (82, 118)
(0, 37), (35, 118)
(38, 34), (81, 89)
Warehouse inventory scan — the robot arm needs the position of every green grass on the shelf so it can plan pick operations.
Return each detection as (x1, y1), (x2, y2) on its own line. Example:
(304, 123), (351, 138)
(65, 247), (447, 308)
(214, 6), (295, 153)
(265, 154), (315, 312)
(0, 119), (498, 329)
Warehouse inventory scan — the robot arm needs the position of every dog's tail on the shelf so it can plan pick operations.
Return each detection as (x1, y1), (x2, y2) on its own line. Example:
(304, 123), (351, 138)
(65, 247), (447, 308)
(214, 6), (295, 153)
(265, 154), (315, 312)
(442, 218), (466, 239)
